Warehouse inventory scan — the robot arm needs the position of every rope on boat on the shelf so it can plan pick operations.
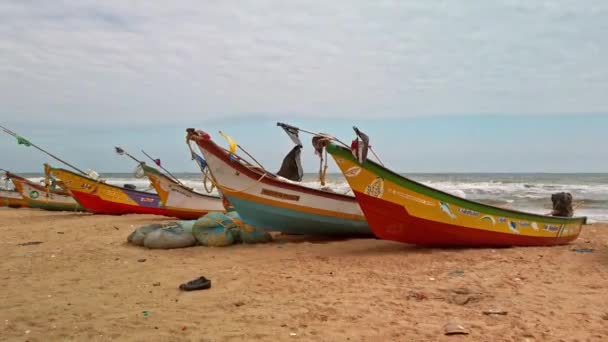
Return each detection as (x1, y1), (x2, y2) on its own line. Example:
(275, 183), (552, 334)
(186, 137), (216, 194)
(203, 168), (216, 194)
(368, 146), (384, 166)
(202, 167), (267, 194)
(277, 122), (385, 182)
(187, 130), (270, 194)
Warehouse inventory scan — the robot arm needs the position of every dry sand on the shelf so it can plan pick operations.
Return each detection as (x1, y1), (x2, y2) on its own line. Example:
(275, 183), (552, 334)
(0, 207), (607, 341)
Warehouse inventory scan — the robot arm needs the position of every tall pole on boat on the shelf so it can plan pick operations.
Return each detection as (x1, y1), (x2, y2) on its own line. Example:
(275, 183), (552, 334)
(277, 122), (384, 166)
(140, 150), (185, 186)
(114, 146), (142, 164)
(0, 125), (88, 175)
(276, 122), (350, 147)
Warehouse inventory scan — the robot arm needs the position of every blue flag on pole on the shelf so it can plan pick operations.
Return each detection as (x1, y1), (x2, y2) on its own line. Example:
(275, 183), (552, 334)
(192, 152), (207, 172)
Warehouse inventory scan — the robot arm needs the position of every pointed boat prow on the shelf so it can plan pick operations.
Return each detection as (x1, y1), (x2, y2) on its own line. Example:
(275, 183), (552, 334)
(326, 139), (587, 247)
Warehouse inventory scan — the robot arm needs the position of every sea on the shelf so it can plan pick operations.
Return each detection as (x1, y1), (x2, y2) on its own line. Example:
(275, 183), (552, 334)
(7, 172), (608, 223)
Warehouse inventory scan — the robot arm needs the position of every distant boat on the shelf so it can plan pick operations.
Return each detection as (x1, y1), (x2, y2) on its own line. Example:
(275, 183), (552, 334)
(0, 126), (183, 217)
(326, 129), (587, 247)
(187, 128), (370, 236)
(139, 163), (225, 219)
(6, 171), (83, 211)
(48, 165), (172, 217)
(0, 189), (28, 208)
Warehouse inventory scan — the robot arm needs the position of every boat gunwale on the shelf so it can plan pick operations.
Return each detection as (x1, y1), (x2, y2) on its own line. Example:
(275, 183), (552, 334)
(192, 132), (359, 203)
(327, 143), (587, 225)
(140, 163), (220, 200)
(8, 172), (73, 197)
(50, 166), (162, 198)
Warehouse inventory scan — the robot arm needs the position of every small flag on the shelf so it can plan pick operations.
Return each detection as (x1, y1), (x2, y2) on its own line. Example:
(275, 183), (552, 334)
(219, 131), (237, 155)
(153, 159), (161, 167)
(115, 146), (125, 155)
(16, 135), (32, 147)
(191, 152), (207, 172)
(279, 124), (302, 146)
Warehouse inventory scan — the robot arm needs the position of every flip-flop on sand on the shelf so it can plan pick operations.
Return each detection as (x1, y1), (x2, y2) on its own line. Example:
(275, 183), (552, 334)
(179, 276), (211, 291)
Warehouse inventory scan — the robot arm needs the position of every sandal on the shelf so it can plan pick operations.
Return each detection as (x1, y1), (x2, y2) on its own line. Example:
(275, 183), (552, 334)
(179, 276), (211, 291)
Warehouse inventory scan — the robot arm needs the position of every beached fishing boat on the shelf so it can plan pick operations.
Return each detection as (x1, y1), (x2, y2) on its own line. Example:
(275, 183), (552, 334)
(7, 171), (83, 211)
(48, 165), (173, 216)
(187, 128), (370, 236)
(0, 189), (28, 208)
(1, 126), (179, 217)
(138, 163), (225, 219)
(325, 129), (587, 247)
(114, 146), (225, 219)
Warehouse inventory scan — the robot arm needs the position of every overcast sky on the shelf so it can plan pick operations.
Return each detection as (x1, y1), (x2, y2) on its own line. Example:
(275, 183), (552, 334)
(1, 1), (606, 172)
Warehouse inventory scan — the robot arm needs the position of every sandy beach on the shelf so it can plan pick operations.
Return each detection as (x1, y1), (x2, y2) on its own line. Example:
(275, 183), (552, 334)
(0, 207), (607, 341)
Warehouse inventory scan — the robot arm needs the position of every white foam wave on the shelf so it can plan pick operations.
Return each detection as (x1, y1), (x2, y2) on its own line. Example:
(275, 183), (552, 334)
(421, 181), (608, 201)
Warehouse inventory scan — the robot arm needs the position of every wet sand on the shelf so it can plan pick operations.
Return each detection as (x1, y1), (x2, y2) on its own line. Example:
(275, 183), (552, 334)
(1, 207), (607, 341)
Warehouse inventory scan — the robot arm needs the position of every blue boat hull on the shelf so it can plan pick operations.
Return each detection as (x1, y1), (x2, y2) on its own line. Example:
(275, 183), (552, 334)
(225, 194), (371, 236)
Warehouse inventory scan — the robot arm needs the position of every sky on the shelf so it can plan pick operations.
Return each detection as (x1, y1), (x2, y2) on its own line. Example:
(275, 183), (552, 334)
(0, 1), (607, 173)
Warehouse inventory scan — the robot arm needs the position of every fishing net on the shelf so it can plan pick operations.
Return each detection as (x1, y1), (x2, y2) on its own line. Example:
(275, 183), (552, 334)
(128, 221), (197, 249)
(143, 222), (197, 249)
(224, 211), (272, 243)
(127, 223), (164, 246)
(192, 212), (239, 247)
(238, 223), (273, 244)
(127, 213), (271, 249)
(551, 192), (573, 217)
(192, 211), (272, 246)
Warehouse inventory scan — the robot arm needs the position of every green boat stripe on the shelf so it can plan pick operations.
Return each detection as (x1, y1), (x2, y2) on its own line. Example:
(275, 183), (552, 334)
(327, 143), (586, 225)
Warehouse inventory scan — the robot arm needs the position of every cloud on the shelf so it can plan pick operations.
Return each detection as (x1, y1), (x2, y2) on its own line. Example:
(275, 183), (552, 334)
(0, 0), (607, 124)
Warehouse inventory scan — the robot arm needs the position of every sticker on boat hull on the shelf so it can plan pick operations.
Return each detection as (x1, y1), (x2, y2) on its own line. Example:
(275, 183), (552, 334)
(29, 190), (39, 199)
(531, 222), (539, 231)
(480, 215), (496, 225)
(344, 166), (362, 178)
(543, 224), (559, 232)
(439, 202), (457, 219)
(364, 177), (384, 198)
(508, 221), (520, 234)
(458, 208), (479, 217)
(387, 188), (435, 206)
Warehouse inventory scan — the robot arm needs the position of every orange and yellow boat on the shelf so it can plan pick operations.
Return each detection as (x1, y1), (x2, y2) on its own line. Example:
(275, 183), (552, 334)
(6, 171), (83, 211)
(0, 189), (28, 208)
(188, 129), (370, 236)
(326, 129), (587, 247)
(48, 165), (173, 216)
